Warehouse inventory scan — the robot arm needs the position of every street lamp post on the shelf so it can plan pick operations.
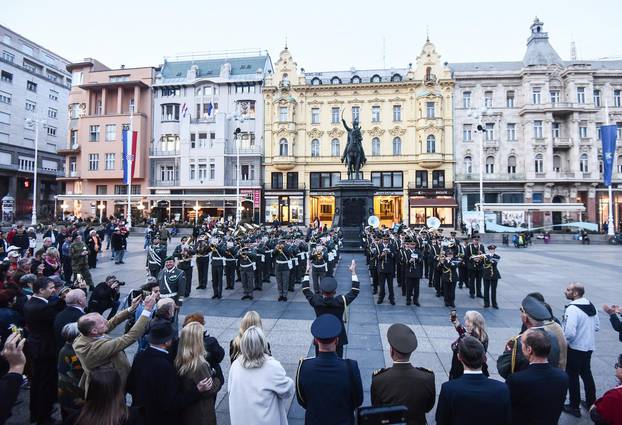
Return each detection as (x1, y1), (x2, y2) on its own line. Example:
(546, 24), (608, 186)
(97, 202), (105, 222)
(468, 107), (489, 234)
(231, 112), (245, 225)
(25, 118), (45, 226)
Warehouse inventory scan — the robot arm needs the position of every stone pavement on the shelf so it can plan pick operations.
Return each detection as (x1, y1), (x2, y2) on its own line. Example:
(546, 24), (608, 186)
(8, 237), (622, 425)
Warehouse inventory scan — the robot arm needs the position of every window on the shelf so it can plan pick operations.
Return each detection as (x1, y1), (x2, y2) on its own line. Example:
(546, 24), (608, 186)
(485, 156), (495, 174)
(46, 126), (56, 136)
(18, 157), (35, 172)
(114, 185), (141, 195)
(331, 107), (340, 124)
(0, 90), (10, 104)
(462, 91), (471, 108)
(352, 106), (360, 122)
(241, 164), (250, 180)
(615, 90), (621, 107)
(310, 172), (341, 189)
(579, 122), (588, 139)
(391, 74), (402, 82)
(331, 138), (340, 157)
(464, 156), (473, 174)
(0, 112), (9, 125)
(415, 170), (428, 188)
(599, 155), (603, 173)
(507, 156), (517, 174)
(89, 125), (100, 142)
(393, 105), (401, 122)
(161, 87), (180, 97)
(311, 77), (322, 86)
(96, 185), (107, 195)
(47, 108), (57, 119)
(160, 165), (177, 181)
(533, 120), (543, 139)
(287, 172), (299, 189)
(105, 124), (116, 141)
(189, 164), (196, 180)
(25, 101), (36, 112)
(371, 106), (380, 122)
(426, 102), (435, 118)
(507, 123), (516, 141)
(330, 76), (341, 85)
(506, 91), (515, 108)
(371, 171), (403, 188)
(109, 75), (129, 82)
(463, 124), (472, 141)
(485, 123), (494, 141)
(279, 138), (288, 156)
(271, 172), (284, 189)
(577, 87), (585, 104)
(618, 155), (622, 174)
(2, 51), (14, 63)
(105, 153), (115, 170)
(69, 103), (80, 119)
(209, 161), (216, 180)
(161, 104), (180, 121)
(49, 90), (58, 101)
(580, 153), (589, 172)
(597, 123), (602, 140)
(372, 137), (380, 156)
(351, 75), (361, 84)
(278, 107), (288, 122)
(26, 81), (37, 92)
(311, 108), (320, 124)
(392, 137), (401, 155)
(552, 122), (561, 138)
(550, 90), (560, 104)
(71, 71), (83, 86)
(371, 74), (381, 83)
(593, 89), (601, 107)
(88, 154), (99, 171)
(532, 87), (541, 104)
(426, 135), (436, 153)
(553, 155), (561, 172)
(70, 130), (78, 146)
(484, 91), (493, 108)
(534, 154), (544, 173)
(194, 163), (205, 180)
(432, 170), (445, 188)
(0, 71), (12, 83)
(311, 139), (320, 157)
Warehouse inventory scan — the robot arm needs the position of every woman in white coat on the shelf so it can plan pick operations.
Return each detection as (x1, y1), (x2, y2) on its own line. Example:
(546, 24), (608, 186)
(228, 326), (294, 425)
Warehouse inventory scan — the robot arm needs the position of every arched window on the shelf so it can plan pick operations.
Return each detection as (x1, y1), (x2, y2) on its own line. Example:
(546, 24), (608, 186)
(580, 153), (589, 172)
(598, 155), (603, 173)
(425, 67), (432, 81)
(553, 154), (561, 172)
(391, 73), (402, 82)
(311, 77), (322, 86)
(371, 74), (381, 83)
(486, 156), (495, 174)
(507, 155), (517, 174)
(426, 135), (436, 153)
(311, 139), (320, 157)
(618, 155), (622, 173)
(351, 75), (361, 84)
(392, 137), (402, 155)
(372, 137), (380, 156)
(330, 76), (342, 85)
(464, 156), (473, 174)
(281, 73), (289, 85)
(331, 138), (340, 157)
(534, 154), (544, 173)
(279, 138), (288, 156)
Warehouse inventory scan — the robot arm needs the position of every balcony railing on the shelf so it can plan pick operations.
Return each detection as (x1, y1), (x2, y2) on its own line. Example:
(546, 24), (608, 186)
(150, 145), (180, 156)
(224, 145), (263, 155)
(190, 116), (216, 124)
(150, 178), (180, 187)
(224, 178), (262, 187)
(455, 173), (526, 181)
(553, 137), (573, 148)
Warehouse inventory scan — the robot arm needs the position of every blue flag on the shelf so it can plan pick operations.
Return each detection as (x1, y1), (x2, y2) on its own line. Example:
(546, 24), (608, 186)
(207, 102), (213, 116)
(601, 124), (618, 186)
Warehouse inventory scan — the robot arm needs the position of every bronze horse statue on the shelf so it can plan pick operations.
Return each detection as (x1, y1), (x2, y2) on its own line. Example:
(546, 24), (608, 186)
(341, 112), (367, 179)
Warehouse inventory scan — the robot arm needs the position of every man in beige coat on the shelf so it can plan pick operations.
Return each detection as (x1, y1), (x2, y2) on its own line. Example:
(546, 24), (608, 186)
(73, 292), (157, 393)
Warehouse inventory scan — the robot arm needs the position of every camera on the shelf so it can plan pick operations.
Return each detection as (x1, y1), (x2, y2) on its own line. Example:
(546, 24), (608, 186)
(117, 281), (126, 286)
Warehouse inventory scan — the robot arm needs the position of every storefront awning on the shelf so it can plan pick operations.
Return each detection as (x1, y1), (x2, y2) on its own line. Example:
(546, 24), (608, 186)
(478, 202), (586, 212)
(410, 198), (458, 207)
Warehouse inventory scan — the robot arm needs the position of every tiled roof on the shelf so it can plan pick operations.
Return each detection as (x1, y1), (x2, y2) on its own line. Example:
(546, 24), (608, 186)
(160, 55), (270, 80)
(303, 67), (409, 85)
(451, 60), (622, 73)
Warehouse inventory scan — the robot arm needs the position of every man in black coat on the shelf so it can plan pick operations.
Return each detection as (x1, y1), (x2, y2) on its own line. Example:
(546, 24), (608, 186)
(603, 304), (622, 342)
(377, 235), (397, 305)
(127, 319), (213, 425)
(436, 336), (510, 425)
(53, 289), (86, 351)
(506, 328), (569, 425)
(23, 277), (66, 425)
(302, 259), (360, 358)
(87, 275), (121, 319)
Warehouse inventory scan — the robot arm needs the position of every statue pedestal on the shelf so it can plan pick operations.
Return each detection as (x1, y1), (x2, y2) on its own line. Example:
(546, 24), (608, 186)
(331, 179), (376, 252)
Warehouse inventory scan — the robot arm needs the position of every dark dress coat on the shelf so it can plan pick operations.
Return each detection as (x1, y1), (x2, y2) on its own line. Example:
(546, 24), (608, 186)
(53, 306), (84, 351)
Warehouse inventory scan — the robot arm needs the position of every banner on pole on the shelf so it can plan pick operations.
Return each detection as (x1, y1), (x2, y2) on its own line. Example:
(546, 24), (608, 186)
(601, 124), (618, 186)
(122, 129), (138, 185)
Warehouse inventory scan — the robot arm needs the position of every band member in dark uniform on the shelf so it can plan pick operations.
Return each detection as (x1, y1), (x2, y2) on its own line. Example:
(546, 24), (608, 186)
(403, 239), (424, 306)
(145, 235), (167, 278)
(173, 236), (194, 297)
(439, 249), (460, 308)
(210, 239), (225, 299)
(482, 244), (501, 309)
(377, 235), (396, 305)
(465, 237), (486, 299)
(310, 245), (328, 294)
(238, 243), (257, 300)
(273, 243), (292, 302)
(194, 235), (210, 290)
(224, 241), (237, 290)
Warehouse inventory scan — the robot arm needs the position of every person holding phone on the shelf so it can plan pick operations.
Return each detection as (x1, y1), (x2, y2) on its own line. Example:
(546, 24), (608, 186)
(449, 310), (489, 380)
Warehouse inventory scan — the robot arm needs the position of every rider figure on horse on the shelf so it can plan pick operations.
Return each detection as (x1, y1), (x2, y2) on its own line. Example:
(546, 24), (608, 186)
(341, 110), (367, 179)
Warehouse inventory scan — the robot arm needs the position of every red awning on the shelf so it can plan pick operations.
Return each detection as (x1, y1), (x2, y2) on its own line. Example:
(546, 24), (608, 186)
(409, 197), (458, 207)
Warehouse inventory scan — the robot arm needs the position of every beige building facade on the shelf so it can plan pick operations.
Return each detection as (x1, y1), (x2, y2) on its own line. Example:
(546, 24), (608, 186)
(263, 42), (456, 227)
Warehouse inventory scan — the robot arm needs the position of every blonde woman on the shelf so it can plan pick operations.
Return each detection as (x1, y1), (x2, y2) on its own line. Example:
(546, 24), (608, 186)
(228, 326), (294, 425)
(175, 322), (221, 425)
(229, 310), (271, 363)
(449, 310), (489, 379)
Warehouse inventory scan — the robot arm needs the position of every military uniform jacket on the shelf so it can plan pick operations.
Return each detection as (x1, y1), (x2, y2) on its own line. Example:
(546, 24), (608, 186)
(403, 249), (424, 278)
(378, 243), (396, 274)
(301, 276), (360, 345)
(368, 241), (380, 269)
(146, 244), (167, 269)
(482, 254), (501, 279)
(172, 244), (194, 271)
(466, 244), (486, 271)
(273, 248), (292, 272)
(70, 241), (88, 268)
(497, 326), (561, 379)
(210, 246), (225, 269)
(157, 266), (186, 301)
(371, 363), (435, 425)
(438, 259), (459, 283)
(237, 251), (257, 272)
(310, 250), (329, 272)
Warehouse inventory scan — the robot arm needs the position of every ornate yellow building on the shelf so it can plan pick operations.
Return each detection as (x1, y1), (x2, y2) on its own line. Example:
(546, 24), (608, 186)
(263, 41), (456, 227)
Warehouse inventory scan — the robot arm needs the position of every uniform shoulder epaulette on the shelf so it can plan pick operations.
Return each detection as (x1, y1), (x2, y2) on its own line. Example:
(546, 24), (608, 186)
(416, 366), (434, 373)
(372, 368), (387, 376)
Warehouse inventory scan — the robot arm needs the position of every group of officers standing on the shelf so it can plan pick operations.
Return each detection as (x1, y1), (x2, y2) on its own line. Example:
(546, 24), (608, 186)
(363, 226), (501, 309)
(143, 222), (343, 309)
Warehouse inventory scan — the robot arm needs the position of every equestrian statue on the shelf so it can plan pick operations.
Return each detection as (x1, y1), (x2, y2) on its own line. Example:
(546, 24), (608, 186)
(341, 110), (367, 179)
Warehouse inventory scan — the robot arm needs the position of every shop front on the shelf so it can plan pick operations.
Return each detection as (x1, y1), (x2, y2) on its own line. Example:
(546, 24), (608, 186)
(408, 189), (457, 227)
(310, 193), (335, 227)
(597, 189), (622, 232)
(264, 191), (305, 225)
(373, 192), (404, 228)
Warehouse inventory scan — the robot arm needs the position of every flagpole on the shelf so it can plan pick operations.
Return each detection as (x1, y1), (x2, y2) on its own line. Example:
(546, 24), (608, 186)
(127, 109), (133, 229)
(605, 101), (615, 236)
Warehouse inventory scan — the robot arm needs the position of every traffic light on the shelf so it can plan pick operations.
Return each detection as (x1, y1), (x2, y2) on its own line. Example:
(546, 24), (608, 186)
(24, 180), (30, 188)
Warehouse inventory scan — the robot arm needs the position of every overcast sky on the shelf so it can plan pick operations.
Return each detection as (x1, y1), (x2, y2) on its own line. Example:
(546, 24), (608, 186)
(3, 0), (622, 71)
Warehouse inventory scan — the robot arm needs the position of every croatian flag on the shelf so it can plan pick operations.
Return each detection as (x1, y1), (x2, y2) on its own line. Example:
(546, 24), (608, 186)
(122, 128), (138, 185)
(181, 103), (188, 118)
(601, 124), (618, 186)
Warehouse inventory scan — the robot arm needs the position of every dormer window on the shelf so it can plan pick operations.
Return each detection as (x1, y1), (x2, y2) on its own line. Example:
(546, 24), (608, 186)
(351, 75), (361, 84)
(371, 74), (381, 83)
(330, 76), (342, 85)
(311, 77), (322, 86)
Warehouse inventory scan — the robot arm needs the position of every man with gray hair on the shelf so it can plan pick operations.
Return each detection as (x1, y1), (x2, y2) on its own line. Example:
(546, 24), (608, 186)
(53, 289), (87, 351)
